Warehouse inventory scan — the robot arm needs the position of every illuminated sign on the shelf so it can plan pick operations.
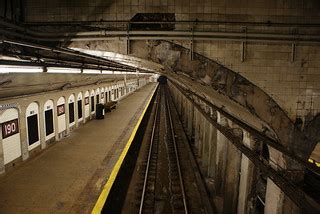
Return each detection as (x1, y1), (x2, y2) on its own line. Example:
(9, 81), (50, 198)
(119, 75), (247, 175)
(57, 104), (65, 116)
(2, 119), (19, 139)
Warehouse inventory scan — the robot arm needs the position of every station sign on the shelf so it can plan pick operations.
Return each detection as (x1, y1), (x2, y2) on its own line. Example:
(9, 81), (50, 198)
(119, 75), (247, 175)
(2, 119), (19, 139)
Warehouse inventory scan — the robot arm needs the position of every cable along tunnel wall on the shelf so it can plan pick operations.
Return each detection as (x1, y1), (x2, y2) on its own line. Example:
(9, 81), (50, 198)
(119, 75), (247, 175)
(167, 79), (320, 213)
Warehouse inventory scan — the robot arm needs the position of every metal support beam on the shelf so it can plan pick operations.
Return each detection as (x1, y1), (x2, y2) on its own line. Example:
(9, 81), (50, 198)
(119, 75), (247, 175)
(126, 23), (130, 55)
(291, 43), (296, 62)
(190, 25), (194, 61)
(240, 41), (246, 62)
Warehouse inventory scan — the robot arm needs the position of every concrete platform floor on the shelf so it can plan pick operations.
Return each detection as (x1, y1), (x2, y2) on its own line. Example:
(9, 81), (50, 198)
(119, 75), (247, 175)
(0, 83), (157, 214)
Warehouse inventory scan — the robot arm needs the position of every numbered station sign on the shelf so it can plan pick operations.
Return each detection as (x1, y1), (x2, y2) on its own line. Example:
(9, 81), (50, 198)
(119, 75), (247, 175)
(2, 119), (19, 139)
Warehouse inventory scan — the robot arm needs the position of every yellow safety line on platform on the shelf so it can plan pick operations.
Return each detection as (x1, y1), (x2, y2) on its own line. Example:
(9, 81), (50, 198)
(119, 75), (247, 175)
(92, 84), (158, 214)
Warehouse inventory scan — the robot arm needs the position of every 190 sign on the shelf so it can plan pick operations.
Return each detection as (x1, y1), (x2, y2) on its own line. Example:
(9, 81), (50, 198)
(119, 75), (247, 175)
(2, 119), (19, 139)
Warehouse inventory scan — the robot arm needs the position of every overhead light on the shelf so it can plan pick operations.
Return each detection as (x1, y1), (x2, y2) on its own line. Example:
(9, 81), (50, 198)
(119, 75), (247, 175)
(47, 67), (81, 73)
(83, 69), (101, 74)
(102, 70), (113, 74)
(0, 65), (43, 73)
(113, 71), (122, 74)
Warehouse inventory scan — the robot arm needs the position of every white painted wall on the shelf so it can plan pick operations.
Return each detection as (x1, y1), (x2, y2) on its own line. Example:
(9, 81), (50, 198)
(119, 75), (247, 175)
(57, 97), (66, 133)
(26, 102), (40, 150)
(44, 99), (55, 140)
(0, 108), (21, 164)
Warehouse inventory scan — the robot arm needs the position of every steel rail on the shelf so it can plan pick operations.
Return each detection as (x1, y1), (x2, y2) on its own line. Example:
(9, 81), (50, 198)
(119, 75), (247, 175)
(139, 89), (160, 214)
(165, 87), (188, 214)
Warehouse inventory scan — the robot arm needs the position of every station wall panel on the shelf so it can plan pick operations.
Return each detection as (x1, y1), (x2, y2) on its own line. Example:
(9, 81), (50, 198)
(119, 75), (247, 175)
(44, 100), (55, 141)
(57, 97), (66, 133)
(68, 94), (75, 127)
(0, 108), (22, 164)
(77, 92), (83, 121)
(26, 102), (40, 150)
(84, 91), (90, 118)
(90, 90), (95, 114)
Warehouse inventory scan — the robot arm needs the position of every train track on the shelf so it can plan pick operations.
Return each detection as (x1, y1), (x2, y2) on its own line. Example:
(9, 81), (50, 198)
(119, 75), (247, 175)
(120, 84), (212, 214)
(139, 85), (188, 213)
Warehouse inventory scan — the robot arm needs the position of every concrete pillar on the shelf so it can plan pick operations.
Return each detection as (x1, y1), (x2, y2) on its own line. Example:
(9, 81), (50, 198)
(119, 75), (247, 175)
(265, 179), (284, 214)
(202, 117), (210, 174)
(19, 108), (29, 160)
(198, 114), (204, 157)
(74, 94), (79, 128)
(237, 131), (256, 214)
(65, 95), (70, 135)
(187, 101), (193, 139)
(194, 109), (200, 150)
(179, 92), (183, 115)
(38, 100), (46, 150)
(82, 90), (87, 124)
(181, 95), (185, 125)
(184, 99), (188, 129)
(264, 149), (300, 214)
(53, 98), (60, 141)
(215, 112), (228, 195)
(208, 122), (217, 178)
(223, 125), (242, 213)
(0, 125), (4, 174)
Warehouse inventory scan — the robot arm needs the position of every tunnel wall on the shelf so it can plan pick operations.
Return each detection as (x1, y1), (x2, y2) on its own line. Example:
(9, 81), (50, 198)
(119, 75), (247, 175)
(0, 77), (148, 174)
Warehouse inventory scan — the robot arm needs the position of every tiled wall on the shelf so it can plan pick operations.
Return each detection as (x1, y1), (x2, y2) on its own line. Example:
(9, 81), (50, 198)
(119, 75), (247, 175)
(191, 41), (320, 120)
(24, 0), (320, 121)
(25, 0), (320, 23)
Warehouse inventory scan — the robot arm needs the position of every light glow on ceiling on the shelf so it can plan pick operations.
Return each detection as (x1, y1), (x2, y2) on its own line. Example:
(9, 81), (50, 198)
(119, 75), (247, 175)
(47, 67), (81, 73)
(0, 65), (43, 73)
(83, 69), (101, 74)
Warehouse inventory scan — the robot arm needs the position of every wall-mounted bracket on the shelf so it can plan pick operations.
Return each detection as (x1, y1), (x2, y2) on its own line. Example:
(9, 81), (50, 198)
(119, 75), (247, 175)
(241, 27), (247, 62)
(291, 43), (296, 63)
(190, 23), (195, 61)
(241, 41), (246, 62)
(126, 23), (130, 55)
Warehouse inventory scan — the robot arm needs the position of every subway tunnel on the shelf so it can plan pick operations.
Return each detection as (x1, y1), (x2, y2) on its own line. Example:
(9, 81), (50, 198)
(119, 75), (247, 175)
(0, 1), (320, 213)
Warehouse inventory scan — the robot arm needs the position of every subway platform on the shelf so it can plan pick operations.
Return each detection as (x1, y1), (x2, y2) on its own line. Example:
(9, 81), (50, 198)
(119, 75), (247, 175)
(0, 83), (157, 213)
